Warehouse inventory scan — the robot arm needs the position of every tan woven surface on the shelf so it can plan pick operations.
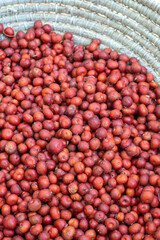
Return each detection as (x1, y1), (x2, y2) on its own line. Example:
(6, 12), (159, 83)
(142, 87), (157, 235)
(0, 0), (160, 81)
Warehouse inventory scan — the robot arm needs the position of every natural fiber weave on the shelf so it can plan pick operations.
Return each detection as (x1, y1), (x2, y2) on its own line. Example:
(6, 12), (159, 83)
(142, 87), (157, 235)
(0, 0), (160, 81)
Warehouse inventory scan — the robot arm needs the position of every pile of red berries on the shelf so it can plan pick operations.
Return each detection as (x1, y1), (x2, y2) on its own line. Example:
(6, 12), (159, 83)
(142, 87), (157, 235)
(0, 20), (160, 240)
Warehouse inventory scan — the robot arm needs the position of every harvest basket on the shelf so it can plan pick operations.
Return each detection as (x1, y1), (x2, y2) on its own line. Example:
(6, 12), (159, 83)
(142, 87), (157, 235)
(0, 0), (160, 80)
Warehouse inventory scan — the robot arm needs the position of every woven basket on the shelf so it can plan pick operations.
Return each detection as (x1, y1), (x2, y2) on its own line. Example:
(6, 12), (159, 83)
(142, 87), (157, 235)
(0, 0), (160, 81)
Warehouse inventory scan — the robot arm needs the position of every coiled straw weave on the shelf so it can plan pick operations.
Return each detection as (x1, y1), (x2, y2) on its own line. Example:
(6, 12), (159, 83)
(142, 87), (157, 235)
(0, 0), (160, 81)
